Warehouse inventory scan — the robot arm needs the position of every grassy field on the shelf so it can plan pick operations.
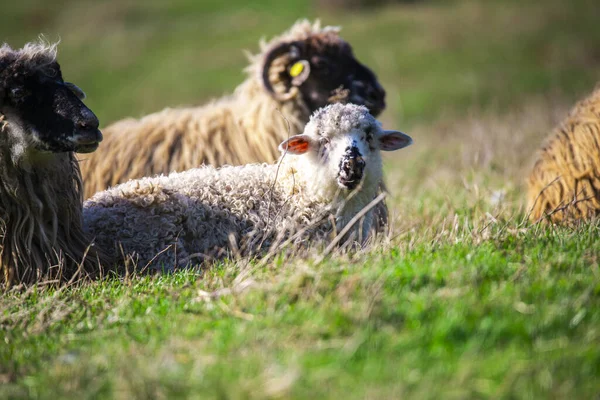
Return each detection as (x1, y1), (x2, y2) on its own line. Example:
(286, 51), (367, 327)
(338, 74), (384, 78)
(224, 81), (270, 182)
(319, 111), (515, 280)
(2, 0), (600, 398)
(2, 226), (599, 399)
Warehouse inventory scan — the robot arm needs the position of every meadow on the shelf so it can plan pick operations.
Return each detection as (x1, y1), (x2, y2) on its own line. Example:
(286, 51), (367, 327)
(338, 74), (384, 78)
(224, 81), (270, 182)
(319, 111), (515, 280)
(2, 0), (600, 398)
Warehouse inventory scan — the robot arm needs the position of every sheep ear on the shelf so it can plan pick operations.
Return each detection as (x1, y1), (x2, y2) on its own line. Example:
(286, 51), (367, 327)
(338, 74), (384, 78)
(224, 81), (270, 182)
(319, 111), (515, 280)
(262, 41), (308, 101)
(289, 60), (310, 86)
(279, 134), (314, 155)
(378, 130), (413, 151)
(64, 82), (86, 100)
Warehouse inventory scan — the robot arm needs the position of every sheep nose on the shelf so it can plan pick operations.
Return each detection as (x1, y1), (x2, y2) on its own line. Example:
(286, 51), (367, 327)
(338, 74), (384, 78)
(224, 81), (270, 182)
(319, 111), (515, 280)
(342, 155), (365, 176)
(342, 158), (354, 174)
(338, 146), (366, 190)
(77, 108), (100, 131)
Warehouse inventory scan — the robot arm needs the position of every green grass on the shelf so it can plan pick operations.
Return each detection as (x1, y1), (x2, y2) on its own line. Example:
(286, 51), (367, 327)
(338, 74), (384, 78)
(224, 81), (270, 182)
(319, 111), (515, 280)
(2, 0), (600, 398)
(2, 224), (600, 399)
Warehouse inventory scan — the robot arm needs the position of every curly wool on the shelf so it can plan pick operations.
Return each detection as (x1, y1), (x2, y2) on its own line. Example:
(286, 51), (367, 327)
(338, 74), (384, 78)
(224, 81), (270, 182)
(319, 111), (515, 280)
(79, 20), (340, 199)
(83, 104), (383, 270)
(527, 86), (600, 223)
(84, 163), (317, 269)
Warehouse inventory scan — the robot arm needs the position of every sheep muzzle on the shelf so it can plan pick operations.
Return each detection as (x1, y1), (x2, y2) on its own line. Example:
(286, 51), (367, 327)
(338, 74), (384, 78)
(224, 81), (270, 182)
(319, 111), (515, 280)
(337, 146), (365, 190)
(70, 128), (103, 153)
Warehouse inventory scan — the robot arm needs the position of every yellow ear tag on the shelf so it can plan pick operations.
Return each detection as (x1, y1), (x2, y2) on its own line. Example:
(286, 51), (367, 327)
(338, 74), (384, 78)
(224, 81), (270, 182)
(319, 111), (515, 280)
(289, 62), (304, 78)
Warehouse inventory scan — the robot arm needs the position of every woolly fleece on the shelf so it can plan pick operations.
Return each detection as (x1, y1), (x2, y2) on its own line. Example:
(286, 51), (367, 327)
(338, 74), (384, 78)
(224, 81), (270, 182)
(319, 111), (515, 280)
(84, 104), (396, 269)
(527, 86), (600, 223)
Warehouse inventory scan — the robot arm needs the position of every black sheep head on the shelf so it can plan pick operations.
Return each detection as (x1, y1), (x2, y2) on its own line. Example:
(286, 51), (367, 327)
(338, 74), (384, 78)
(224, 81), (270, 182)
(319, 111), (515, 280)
(0, 43), (102, 155)
(261, 31), (386, 116)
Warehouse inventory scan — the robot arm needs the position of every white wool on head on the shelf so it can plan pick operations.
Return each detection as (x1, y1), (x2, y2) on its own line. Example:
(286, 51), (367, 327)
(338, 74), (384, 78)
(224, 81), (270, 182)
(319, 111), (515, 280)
(281, 103), (384, 203)
(306, 103), (374, 134)
(0, 38), (58, 72)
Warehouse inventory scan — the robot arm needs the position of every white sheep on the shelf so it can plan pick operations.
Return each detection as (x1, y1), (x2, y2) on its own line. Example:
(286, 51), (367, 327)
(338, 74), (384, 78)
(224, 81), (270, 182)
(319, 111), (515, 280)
(83, 103), (412, 269)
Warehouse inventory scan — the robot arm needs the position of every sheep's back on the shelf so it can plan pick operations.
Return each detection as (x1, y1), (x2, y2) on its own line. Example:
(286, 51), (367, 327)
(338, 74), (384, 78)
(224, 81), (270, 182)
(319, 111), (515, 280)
(527, 87), (600, 223)
(83, 163), (326, 269)
(80, 105), (234, 198)
(79, 80), (306, 200)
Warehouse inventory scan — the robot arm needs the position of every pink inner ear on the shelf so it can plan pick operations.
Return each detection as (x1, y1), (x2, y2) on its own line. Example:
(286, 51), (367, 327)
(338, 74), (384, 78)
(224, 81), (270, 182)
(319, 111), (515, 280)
(284, 137), (310, 154)
(379, 131), (412, 151)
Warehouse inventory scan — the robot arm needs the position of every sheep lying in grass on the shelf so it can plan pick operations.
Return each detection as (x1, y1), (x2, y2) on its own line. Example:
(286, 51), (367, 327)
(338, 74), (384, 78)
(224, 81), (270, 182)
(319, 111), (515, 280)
(527, 86), (600, 223)
(79, 20), (389, 228)
(0, 41), (108, 285)
(84, 104), (411, 270)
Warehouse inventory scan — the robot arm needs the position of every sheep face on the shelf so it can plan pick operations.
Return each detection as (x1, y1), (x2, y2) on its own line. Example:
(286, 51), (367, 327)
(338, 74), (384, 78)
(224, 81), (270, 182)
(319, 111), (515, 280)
(263, 34), (386, 116)
(0, 54), (102, 155)
(279, 104), (412, 196)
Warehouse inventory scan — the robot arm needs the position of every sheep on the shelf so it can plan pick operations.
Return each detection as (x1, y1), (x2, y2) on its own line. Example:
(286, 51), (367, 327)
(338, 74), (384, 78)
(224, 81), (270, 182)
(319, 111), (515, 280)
(83, 103), (412, 270)
(78, 20), (389, 227)
(0, 40), (109, 285)
(527, 86), (600, 223)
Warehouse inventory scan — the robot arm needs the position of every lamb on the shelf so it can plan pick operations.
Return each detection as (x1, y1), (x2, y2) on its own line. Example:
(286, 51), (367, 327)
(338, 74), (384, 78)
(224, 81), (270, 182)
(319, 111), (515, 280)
(0, 41), (109, 285)
(83, 104), (412, 270)
(527, 86), (600, 223)
(79, 20), (387, 199)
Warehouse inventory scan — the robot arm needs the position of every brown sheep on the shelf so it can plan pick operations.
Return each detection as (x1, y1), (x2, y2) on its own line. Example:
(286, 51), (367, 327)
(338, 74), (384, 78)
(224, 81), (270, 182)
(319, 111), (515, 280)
(0, 41), (109, 285)
(527, 86), (600, 223)
(79, 20), (387, 199)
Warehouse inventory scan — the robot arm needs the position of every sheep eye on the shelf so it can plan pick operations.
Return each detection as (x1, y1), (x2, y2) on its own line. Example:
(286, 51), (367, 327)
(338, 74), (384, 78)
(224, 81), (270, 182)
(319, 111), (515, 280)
(318, 138), (330, 160)
(10, 87), (27, 101)
(311, 57), (330, 74)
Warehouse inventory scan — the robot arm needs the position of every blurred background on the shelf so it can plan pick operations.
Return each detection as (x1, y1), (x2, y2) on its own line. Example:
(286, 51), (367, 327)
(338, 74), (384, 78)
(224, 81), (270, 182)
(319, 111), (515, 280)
(3, 0), (599, 129)
(3, 0), (600, 221)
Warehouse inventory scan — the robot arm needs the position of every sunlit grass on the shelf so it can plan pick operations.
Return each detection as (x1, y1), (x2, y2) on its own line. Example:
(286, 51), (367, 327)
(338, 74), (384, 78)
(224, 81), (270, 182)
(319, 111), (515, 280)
(2, 221), (600, 399)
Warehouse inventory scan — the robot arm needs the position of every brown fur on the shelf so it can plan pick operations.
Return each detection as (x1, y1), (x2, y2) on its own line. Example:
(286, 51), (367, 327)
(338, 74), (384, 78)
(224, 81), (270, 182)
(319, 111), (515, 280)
(527, 86), (600, 223)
